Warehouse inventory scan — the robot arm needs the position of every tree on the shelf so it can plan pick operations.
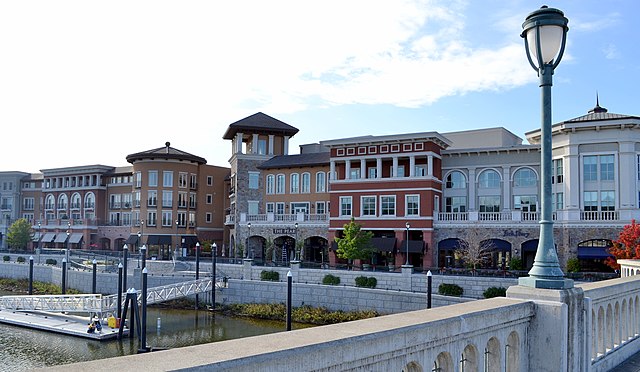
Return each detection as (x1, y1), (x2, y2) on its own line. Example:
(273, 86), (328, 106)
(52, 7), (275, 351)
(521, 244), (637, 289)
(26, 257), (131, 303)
(7, 218), (33, 252)
(455, 227), (495, 271)
(605, 219), (640, 270)
(335, 218), (375, 262)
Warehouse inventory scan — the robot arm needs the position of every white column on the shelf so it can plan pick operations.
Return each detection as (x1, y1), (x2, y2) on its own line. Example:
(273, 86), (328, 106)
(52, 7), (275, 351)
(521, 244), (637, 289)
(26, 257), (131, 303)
(502, 166), (511, 210)
(618, 142), (635, 209)
(360, 159), (366, 179)
(268, 135), (275, 155)
(427, 155), (434, 176)
(236, 132), (243, 154)
(283, 136), (290, 155)
(567, 145), (580, 209)
(409, 156), (415, 177)
(376, 158), (382, 179)
(468, 168), (476, 211)
(252, 133), (259, 154)
(392, 157), (398, 178)
(330, 161), (336, 180)
(345, 161), (351, 179)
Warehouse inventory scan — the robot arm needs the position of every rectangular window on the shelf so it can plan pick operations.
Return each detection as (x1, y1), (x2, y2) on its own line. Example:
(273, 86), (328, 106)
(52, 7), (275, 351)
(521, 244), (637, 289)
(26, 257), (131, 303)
(600, 155), (614, 181)
(161, 211), (173, 226)
(415, 165), (427, 177)
(316, 202), (325, 214)
(248, 201), (259, 215)
(552, 192), (564, 211)
(189, 193), (197, 208)
(249, 172), (259, 189)
(445, 196), (467, 213)
(258, 139), (267, 155)
(350, 168), (360, 179)
(179, 173), (188, 188)
(276, 202), (285, 215)
(206, 194), (212, 204)
(368, 167), (377, 179)
(176, 212), (186, 227)
(514, 195), (537, 212)
(315, 172), (326, 193)
(380, 195), (396, 216)
(406, 195), (420, 216)
(148, 171), (158, 187)
(207, 176), (213, 186)
(583, 156), (597, 181)
(163, 171), (173, 187)
(266, 202), (274, 214)
(397, 166), (405, 177)
(162, 191), (173, 208)
(178, 192), (187, 208)
(147, 190), (157, 207)
(478, 196), (500, 212)
(340, 196), (352, 216)
(584, 191), (598, 211)
(291, 202), (309, 214)
(601, 191), (615, 211)
(135, 171), (142, 188)
(190, 174), (197, 189)
(361, 196), (376, 216)
(23, 197), (35, 210)
(553, 159), (563, 184)
(147, 211), (157, 226)
(206, 213), (212, 223)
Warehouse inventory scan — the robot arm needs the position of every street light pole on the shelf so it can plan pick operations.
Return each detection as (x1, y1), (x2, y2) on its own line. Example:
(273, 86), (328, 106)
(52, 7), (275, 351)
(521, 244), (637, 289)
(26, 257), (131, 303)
(294, 222), (298, 261)
(246, 222), (251, 259)
(404, 222), (410, 266)
(519, 6), (572, 289)
(212, 242), (217, 309)
(195, 242), (200, 310)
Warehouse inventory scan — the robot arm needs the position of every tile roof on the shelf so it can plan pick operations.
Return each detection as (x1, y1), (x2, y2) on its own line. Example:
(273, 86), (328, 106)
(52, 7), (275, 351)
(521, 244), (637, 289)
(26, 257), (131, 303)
(223, 112), (299, 140)
(126, 142), (207, 164)
(257, 152), (330, 169)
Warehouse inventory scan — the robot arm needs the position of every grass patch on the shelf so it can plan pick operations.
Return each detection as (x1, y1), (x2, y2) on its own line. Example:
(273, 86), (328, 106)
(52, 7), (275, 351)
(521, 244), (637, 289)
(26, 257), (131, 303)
(0, 278), (82, 295)
(219, 303), (378, 325)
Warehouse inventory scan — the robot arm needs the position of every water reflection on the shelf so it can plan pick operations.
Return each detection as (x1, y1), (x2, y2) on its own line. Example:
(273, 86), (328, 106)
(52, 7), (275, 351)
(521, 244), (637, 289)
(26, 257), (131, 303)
(0, 306), (306, 371)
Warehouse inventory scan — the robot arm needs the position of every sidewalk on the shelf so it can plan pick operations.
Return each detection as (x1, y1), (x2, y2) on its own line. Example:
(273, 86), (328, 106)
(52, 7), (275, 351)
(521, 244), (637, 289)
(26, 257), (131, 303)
(610, 350), (640, 372)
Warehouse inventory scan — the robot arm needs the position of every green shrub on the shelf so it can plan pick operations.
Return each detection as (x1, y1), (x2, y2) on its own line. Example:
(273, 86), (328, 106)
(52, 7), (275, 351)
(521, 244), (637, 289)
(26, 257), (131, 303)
(509, 257), (524, 270)
(483, 286), (507, 298)
(438, 283), (463, 297)
(566, 257), (581, 273)
(322, 274), (341, 285)
(260, 270), (280, 281)
(355, 276), (377, 288)
(2, 256), (9, 262)
(45, 258), (57, 265)
(16, 256), (25, 263)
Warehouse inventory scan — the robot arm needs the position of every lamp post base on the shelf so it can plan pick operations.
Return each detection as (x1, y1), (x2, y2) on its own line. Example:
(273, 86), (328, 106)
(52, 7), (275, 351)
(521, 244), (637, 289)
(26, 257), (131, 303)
(518, 276), (573, 289)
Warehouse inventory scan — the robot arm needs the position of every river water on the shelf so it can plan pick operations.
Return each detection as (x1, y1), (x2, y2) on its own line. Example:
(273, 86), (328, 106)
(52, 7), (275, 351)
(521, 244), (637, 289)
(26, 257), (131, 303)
(0, 304), (302, 371)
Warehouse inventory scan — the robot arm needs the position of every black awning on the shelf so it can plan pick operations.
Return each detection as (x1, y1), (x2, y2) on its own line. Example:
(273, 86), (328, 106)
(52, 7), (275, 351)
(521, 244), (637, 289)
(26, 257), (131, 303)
(54, 233), (68, 243)
(146, 235), (159, 245)
(487, 239), (512, 252)
(157, 235), (172, 245)
(578, 247), (613, 260)
(522, 240), (538, 252)
(69, 233), (83, 244)
(371, 237), (396, 252)
(182, 235), (198, 248)
(400, 240), (424, 253)
(41, 233), (56, 243)
(125, 235), (139, 245)
(438, 238), (461, 250)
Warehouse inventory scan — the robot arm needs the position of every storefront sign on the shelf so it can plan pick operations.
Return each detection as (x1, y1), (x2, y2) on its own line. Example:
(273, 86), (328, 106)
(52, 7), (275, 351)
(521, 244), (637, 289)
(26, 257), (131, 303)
(273, 228), (297, 235)
(502, 229), (530, 238)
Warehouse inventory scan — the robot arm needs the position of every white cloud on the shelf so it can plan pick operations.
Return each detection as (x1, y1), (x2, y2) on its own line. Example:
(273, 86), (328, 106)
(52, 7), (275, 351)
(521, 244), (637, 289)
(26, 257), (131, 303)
(603, 44), (620, 60)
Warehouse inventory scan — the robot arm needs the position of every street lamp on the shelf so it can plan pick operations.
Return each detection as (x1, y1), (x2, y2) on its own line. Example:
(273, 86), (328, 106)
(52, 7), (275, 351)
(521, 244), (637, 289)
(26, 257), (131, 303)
(294, 222), (299, 261)
(404, 222), (410, 266)
(212, 242), (217, 308)
(137, 230), (141, 268)
(36, 221), (41, 252)
(246, 222), (251, 259)
(520, 6), (572, 289)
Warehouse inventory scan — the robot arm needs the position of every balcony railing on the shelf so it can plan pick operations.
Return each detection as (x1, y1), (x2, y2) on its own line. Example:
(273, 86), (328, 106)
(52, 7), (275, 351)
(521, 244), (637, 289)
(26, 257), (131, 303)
(436, 209), (627, 225)
(237, 213), (330, 225)
(225, 215), (235, 225)
(580, 210), (619, 221)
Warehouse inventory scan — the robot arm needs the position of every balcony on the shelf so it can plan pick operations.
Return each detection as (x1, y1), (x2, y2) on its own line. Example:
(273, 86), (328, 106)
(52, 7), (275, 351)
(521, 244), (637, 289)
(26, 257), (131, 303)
(435, 209), (633, 226)
(225, 215), (235, 225)
(237, 213), (329, 226)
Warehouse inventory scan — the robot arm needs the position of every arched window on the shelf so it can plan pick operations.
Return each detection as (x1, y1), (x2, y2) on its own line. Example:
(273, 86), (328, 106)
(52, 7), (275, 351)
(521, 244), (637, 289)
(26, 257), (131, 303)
(84, 192), (95, 209)
(45, 194), (55, 209)
(301, 173), (310, 193)
(70, 193), (81, 209)
(266, 175), (275, 194)
(316, 172), (326, 193)
(479, 169), (501, 188)
(514, 167), (537, 187)
(276, 174), (285, 194)
(290, 173), (299, 193)
(446, 171), (466, 189)
(57, 194), (68, 209)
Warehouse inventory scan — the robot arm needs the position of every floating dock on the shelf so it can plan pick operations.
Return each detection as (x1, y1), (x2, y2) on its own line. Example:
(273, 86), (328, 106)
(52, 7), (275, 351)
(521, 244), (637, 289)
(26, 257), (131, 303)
(0, 309), (127, 340)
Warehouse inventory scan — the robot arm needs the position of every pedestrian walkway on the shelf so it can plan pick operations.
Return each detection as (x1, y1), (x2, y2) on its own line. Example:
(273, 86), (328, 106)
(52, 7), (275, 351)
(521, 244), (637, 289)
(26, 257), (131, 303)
(610, 350), (640, 371)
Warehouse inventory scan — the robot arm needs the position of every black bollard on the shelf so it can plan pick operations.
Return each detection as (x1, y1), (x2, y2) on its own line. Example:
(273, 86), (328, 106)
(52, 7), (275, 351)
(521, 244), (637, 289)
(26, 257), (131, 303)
(286, 270), (292, 331)
(122, 245), (129, 293)
(141, 246), (147, 270)
(61, 258), (67, 295)
(117, 263), (123, 320)
(92, 259), (97, 294)
(139, 267), (148, 353)
(212, 243), (217, 310)
(195, 242), (200, 310)
(427, 270), (432, 309)
(28, 256), (34, 295)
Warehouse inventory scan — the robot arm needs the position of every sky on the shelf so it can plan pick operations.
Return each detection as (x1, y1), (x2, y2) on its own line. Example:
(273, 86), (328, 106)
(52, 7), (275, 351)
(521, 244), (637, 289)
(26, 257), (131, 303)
(1, 0), (638, 173)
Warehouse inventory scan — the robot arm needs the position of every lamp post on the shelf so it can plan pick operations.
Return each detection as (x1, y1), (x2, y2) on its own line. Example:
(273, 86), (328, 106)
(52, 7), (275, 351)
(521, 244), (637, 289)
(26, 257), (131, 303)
(137, 230), (141, 268)
(195, 242), (200, 309)
(36, 221), (41, 252)
(294, 222), (298, 261)
(520, 6), (572, 289)
(404, 222), (410, 266)
(246, 222), (251, 259)
(212, 242), (217, 309)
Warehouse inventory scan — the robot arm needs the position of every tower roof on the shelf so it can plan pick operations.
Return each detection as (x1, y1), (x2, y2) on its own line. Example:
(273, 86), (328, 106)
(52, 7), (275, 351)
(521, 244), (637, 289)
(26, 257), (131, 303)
(222, 112), (299, 140)
(126, 142), (207, 164)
